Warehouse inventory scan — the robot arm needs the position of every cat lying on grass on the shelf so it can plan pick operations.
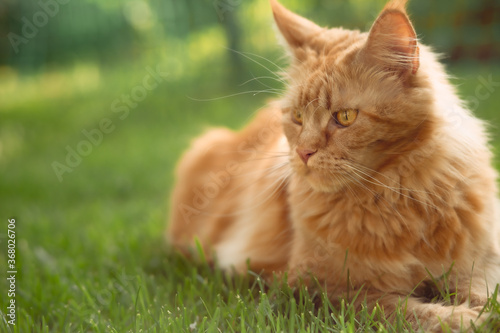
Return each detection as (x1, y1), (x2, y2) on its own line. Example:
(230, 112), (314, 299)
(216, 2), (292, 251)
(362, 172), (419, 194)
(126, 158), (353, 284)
(168, 0), (500, 331)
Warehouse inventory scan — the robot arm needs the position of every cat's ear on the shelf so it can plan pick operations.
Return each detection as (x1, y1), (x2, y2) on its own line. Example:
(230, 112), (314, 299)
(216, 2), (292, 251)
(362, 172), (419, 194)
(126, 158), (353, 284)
(270, 0), (322, 58)
(361, 0), (419, 77)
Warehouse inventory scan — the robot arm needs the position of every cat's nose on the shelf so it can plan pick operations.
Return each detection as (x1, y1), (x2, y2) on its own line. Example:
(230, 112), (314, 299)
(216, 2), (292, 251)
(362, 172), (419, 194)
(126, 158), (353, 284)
(296, 148), (317, 165)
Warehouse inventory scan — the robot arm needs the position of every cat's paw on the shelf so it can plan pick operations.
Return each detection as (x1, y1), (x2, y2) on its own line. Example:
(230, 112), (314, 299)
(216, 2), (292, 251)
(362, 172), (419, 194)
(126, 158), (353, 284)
(428, 307), (486, 333)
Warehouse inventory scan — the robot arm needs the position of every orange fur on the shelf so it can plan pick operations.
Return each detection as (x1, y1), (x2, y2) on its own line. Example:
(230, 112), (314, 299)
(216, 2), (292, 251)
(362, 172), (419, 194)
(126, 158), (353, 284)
(168, 0), (500, 331)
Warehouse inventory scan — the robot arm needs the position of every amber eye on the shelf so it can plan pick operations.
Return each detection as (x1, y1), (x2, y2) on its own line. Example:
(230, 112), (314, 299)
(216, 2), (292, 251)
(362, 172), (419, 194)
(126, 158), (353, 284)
(335, 109), (358, 127)
(292, 109), (303, 125)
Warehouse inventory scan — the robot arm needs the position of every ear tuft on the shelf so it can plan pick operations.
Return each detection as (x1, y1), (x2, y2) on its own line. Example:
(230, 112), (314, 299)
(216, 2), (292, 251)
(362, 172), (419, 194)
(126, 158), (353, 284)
(363, 0), (419, 76)
(383, 0), (409, 12)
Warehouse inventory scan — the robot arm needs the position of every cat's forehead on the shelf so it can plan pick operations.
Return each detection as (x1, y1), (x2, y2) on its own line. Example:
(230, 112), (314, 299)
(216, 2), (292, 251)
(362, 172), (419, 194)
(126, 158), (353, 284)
(288, 66), (368, 111)
(302, 29), (366, 63)
(288, 58), (401, 111)
(285, 30), (371, 108)
(322, 28), (366, 55)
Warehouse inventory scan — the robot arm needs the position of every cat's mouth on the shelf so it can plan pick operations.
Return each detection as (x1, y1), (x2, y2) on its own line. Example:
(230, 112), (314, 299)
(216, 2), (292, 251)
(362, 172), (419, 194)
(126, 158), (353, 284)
(298, 165), (347, 193)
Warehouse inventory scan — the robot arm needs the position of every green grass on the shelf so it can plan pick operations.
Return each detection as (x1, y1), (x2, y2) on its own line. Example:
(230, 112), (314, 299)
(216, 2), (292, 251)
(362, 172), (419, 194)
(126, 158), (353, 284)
(1, 57), (499, 332)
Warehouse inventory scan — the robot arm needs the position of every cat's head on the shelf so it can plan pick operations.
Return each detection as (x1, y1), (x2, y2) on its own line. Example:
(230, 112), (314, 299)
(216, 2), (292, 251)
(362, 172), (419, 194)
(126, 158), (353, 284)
(272, 0), (435, 193)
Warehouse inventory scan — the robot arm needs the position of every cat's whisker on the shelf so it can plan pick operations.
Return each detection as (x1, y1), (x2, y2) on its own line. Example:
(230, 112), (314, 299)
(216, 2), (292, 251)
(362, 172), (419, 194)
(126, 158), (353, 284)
(305, 97), (321, 112)
(236, 154), (290, 164)
(239, 75), (288, 88)
(334, 168), (409, 224)
(335, 167), (392, 231)
(195, 169), (291, 218)
(345, 161), (445, 198)
(231, 162), (290, 180)
(223, 161), (290, 198)
(240, 51), (306, 91)
(215, 150), (289, 159)
(225, 48), (282, 81)
(339, 170), (410, 231)
(343, 164), (441, 213)
(310, 103), (324, 120)
(187, 89), (284, 102)
(348, 161), (467, 211)
(245, 150), (290, 156)
(225, 48), (287, 79)
(343, 162), (420, 193)
(225, 47), (305, 93)
(343, 161), (482, 228)
(241, 156), (289, 163)
(228, 172), (290, 215)
(337, 174), (363, 207)
(342, 161), (430, 197)
(243, 70), (289, 92)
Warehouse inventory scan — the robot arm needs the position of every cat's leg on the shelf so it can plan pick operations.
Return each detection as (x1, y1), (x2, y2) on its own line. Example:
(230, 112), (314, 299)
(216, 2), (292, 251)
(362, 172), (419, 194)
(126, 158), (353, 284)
(364, 292), (487, 332)
(453, 279), (490, 310)
(167, 128), (238, 258)
(451, 256), (500, 309)
(452, 272), (499, 323)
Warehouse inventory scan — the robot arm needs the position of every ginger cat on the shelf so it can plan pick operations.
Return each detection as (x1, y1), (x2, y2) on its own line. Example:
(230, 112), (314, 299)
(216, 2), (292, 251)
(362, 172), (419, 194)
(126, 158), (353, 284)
(168, 0), (500, 331)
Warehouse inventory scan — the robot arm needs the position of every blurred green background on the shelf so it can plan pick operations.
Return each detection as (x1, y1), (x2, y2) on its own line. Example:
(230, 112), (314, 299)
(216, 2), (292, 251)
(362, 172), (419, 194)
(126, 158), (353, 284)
(0, 0), (499, 331)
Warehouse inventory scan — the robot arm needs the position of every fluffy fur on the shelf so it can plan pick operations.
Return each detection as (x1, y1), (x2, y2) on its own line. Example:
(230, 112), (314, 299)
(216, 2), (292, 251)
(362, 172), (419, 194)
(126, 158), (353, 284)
(168, 0), (500, 331)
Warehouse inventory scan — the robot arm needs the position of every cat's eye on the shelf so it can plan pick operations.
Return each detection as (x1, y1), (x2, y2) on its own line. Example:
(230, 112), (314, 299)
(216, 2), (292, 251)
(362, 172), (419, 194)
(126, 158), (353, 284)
(292, 109), (303, 125)
(334, 109), (358, 127)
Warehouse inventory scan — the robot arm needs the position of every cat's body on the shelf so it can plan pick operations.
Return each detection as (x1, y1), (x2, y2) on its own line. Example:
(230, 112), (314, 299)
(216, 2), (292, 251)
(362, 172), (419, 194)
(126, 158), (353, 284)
(168, 0), (500, 331)
(169, 105), (293, 272)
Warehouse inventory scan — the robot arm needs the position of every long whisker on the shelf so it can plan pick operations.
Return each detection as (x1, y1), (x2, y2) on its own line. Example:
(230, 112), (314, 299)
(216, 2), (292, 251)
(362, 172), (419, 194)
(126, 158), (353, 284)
(214, 150), (289, 159)
(346, 161), (447, 198)
(225, 48), (308, 92)
(225, 48), (286, 80)
(221, 169), (292, 216)
(187, 89), (284, 102)
(335, 169), (393, 231)
(339, 170), (410, 231)
(305, 97), (321, 111)
(337, 173), (363, 206)
(193, 159), (291, 219)
(344, 165), (439, 211)
(242, 69), (288, 94)
(343, 164), (441, 212)
(239, 75), (288, 88)
(359, 161), (466, 207)
(231, 161), (290, 179)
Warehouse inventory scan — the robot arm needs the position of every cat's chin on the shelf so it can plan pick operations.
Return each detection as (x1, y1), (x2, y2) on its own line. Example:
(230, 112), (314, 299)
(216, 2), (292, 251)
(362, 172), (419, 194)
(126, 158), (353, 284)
(301, 170), (346, 194)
